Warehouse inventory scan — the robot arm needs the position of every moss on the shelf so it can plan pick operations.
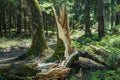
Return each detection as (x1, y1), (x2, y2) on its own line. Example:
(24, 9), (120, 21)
(0, 64), (13, 74)
(46, 38), (65, 62)
(25, 77), (32, 80)
(14, 63), (40, 77)
(26, 0), (48, 57)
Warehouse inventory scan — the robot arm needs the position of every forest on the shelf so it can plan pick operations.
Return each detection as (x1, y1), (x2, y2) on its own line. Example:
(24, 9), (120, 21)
(0, 0), (120, 80)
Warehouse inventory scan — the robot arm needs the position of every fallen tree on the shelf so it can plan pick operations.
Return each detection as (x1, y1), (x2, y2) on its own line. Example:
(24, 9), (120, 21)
(87, 43), (110, 58)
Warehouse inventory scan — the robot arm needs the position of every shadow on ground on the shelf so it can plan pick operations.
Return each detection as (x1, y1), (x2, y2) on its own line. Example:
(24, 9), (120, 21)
(0, 45), (29, 64)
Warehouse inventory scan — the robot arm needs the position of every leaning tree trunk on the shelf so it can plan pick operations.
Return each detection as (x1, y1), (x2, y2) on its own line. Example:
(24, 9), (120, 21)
(52, 4), (73, 61)
(97, 0), (105, 39)
(26, 0), (48, 56)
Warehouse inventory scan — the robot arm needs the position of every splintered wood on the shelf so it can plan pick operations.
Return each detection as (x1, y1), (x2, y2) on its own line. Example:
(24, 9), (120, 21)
(52, 4), (72, 60)
(36, 51), (79, 80)
(36, 63), (70, 80)
(36, 4), (74, 80)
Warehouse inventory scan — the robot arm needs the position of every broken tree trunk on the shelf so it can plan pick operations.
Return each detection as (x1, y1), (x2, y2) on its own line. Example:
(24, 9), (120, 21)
(35, 50), (79, 79)
(52, 4), (73, 60)
(36, 5), (76, 79)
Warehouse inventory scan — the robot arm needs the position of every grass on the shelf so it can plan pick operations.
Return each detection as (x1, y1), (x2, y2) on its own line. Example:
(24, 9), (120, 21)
(0, 37), (31, 49)
(91, 70), (120, 80)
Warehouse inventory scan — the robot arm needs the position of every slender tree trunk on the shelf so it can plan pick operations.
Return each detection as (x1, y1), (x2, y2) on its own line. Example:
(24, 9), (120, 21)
(97, 0), (105, 38)
(26, 0), (48, 56)
(111, 0), (116, 27)
(23, 0), (29, 35)
(0, 15), (2, 36)
(115, 0), (120, 25)
(73, 0), (79, 30)
(85, 0), (92, 36)
(2, 7), (7, 36)
(43, 13), (48, 36)
(8, 3), (12, 36)
(16, 0), (22, 34)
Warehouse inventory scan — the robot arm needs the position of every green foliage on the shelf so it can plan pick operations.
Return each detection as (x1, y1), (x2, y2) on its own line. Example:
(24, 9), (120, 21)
(91, 35), (120, 68)
(91, 70), (120, 80)
(68, 76), (78, 80)
(78, 36), (92, 44)
(98, 35), (120, 49)
(72, 40), (81, 49)
(114, 5), (120, 13)
(111, 25), (120, 34)
(0, 75), (6, 80)
(41, 2), (53, 14)
(25, 77), (32, 80)
(105, 48), (120, 68)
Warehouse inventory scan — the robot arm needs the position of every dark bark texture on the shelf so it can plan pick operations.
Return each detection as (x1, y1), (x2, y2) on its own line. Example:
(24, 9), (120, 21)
(97, 0), (105, 38)
(26, 0), (48, 56)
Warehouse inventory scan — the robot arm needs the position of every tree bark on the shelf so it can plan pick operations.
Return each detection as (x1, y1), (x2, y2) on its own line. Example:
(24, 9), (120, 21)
(0, 14), (2, 36)
(97, 0), (105, 38)
(85, 0), (92, 36)
(16, 0), (22, 34)
(26, 0), (48, 56)
(115, 0), (120, 25)
(23, 0), (29, 35)
(8, 2), (12, 36)
(2, 6), (7, 36)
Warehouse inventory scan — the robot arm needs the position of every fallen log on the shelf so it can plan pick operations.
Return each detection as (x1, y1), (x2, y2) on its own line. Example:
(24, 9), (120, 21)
(87, 43), (110, 57)
(78, 51), (109, 67)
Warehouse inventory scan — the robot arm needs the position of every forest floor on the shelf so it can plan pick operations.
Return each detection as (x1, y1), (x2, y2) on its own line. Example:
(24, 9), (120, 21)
(0, 35), (57, 64)
(0, 43), (30, 64)
(0, 30), (120, 80)
(0, 30), (82, 65)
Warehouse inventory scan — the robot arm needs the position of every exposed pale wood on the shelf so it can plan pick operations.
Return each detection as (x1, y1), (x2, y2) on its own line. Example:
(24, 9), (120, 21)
(52, 4), (72, 60)
(63, 49), (79, 67)
(36, 67), (70, 80)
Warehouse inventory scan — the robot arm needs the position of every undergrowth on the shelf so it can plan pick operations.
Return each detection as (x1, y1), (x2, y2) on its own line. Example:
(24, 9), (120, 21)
(71, 34), (120, 80)
(91, 70), (120, 80)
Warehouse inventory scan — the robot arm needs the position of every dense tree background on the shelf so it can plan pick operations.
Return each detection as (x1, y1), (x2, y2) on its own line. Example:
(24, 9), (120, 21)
(0, 0), (119, 37)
